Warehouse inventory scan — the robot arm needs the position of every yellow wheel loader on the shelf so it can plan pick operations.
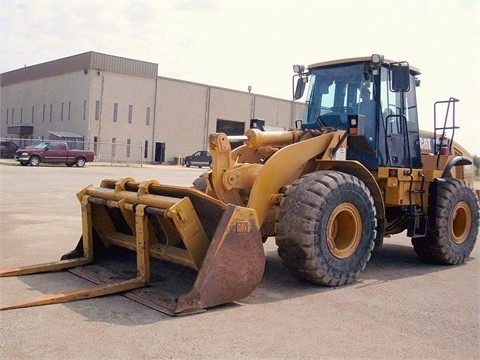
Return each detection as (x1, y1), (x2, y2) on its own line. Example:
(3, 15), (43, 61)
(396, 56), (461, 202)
(1, 55), (478, 315)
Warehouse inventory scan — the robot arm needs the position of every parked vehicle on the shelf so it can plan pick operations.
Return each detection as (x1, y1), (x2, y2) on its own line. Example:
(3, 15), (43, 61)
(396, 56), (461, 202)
(184, 150), (212, 168)
(0, 141), (19, 158)
(14, 142), (95, 167)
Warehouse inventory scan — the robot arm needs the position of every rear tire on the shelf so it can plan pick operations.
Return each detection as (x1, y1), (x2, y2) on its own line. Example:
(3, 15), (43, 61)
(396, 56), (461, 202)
(276, 171), (376, 286)
(412, 179), (478, 264)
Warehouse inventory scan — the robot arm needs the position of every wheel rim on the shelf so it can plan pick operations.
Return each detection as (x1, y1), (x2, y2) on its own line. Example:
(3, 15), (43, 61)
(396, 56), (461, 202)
(326, 203), (362, 259)
(451, 201), (471, 245)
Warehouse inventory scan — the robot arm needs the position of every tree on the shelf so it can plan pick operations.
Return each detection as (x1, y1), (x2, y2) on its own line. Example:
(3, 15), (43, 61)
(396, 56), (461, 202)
(473, 155), (480, 177)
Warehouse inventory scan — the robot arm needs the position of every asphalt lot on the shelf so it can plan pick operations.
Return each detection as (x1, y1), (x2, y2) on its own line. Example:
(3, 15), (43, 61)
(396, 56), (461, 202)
(0, 161), (479, 359)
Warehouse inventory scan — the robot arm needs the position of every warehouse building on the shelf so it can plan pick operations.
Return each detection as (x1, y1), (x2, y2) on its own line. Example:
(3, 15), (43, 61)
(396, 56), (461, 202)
(0, 52), (304, 163)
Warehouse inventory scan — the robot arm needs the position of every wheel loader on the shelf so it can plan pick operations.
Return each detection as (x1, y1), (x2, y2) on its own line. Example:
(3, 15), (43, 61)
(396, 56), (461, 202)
(1, 54), (478, 315)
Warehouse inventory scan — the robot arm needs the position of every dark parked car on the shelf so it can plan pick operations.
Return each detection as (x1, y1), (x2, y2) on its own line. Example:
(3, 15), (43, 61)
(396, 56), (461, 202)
(0, 141), (19, 158)
(184, 150), (212, 168)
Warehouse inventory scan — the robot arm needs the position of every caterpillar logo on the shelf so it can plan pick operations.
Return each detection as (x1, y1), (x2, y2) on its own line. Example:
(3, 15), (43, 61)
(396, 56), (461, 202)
(419, 135), (434, 154)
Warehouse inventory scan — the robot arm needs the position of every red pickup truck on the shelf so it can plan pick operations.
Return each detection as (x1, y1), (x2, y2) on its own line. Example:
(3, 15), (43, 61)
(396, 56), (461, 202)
(14, 142), (95, 167)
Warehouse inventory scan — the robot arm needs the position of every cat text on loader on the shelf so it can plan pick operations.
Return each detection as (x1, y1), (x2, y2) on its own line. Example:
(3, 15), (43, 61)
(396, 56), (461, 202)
(1, 55), (478, 315)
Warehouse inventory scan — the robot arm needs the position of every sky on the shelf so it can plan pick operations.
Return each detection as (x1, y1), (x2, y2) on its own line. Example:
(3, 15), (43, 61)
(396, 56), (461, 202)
(1, 0), (479, 154)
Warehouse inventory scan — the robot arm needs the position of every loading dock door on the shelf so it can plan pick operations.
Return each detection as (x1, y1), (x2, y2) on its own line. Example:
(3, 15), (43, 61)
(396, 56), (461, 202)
(155, 142), (165, 163)
(216, 119), (245, 149)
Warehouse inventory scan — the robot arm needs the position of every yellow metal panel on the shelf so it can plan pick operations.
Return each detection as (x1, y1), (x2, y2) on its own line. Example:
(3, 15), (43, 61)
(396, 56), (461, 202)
(135, 205), (151, 283)
(166, 197), (210, 270)
(387, 177), (398, 187)
(81, 195), (94, 261)
(248, 131), (339, 224)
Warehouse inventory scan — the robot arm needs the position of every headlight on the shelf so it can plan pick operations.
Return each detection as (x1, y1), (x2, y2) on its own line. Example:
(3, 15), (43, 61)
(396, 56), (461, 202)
(371, 54), (384, 66)
(293, 64), (305, 74)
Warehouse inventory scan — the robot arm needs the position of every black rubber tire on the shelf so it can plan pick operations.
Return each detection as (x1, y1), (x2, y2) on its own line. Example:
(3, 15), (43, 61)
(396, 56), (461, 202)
(276, 171), (376, 286)
(29, 156), (40, 166)
(192, 175), (207, 192)
(185, 160), (191, 167)
(412, 179), (479, 264)
(75, 157), (86, 167)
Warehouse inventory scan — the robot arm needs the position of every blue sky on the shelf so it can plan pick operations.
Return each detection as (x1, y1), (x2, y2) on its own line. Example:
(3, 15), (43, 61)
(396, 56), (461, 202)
(1, 0), (479, 154)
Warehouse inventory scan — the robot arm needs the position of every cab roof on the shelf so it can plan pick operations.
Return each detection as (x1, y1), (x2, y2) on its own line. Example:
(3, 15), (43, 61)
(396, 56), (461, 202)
(308, 56), (421, 75)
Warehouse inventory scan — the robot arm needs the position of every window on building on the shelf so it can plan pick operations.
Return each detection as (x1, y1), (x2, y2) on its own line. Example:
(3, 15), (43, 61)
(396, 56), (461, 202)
(11, 108), (14, 123)
(112, 138), (116, 159)
(31, 106), (35, 123)
(126, 138), (131, 158)
(146, 107), (150, 125)
(61, 102), (64, 121)
(144, 140), (148, 159)
(113, 103), (118, 122)
(83, 100), (87, 120)
(93, 136), (98, 154)
(95, 100), (100, 120)
(6, 108), (8, 124)
(20, 107), (23, 124)
(43, 105), (46, 122)
(128, 105), (133, 124)
(68, 102), (71, 121)
(49, 104), (53, 122)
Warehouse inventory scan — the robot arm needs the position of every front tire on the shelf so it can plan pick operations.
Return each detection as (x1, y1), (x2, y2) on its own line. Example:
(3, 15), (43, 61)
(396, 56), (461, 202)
(276, 171), (376, 286)
(75, 157), (86, 167)
(29, 156), (40, 166)
(192, 175), (208, 192)
(185, 160), (191, 167)
(412, 179), (478, 264)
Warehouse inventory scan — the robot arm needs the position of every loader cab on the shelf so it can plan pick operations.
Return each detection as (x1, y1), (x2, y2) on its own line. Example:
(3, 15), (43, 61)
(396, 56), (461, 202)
(295, 55), (422, 170)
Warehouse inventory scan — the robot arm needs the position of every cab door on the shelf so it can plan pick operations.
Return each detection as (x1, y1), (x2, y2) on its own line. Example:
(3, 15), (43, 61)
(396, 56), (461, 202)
(44, 143), (67, 163)
(379, 67), (422, 168)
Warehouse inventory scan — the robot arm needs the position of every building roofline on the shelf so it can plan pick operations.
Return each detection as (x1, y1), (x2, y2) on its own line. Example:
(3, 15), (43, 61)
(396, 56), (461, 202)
(1, 51), (294, 102)
(157, 74), (294, 103)
(1, 51), (158, 86)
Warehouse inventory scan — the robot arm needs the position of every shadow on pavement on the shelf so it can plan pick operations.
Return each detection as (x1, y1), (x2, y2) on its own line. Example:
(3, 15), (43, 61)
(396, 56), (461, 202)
(4, 236), (474, 324)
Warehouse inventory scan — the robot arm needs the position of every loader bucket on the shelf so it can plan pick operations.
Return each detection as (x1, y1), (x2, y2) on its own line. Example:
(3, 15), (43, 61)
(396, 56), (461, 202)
(0, 177), (265, 316)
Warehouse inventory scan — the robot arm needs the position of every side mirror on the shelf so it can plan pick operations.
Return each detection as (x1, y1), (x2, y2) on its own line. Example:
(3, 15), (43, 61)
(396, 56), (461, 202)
(391, 63), (410, 92)
(293, 76), (306, 100)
